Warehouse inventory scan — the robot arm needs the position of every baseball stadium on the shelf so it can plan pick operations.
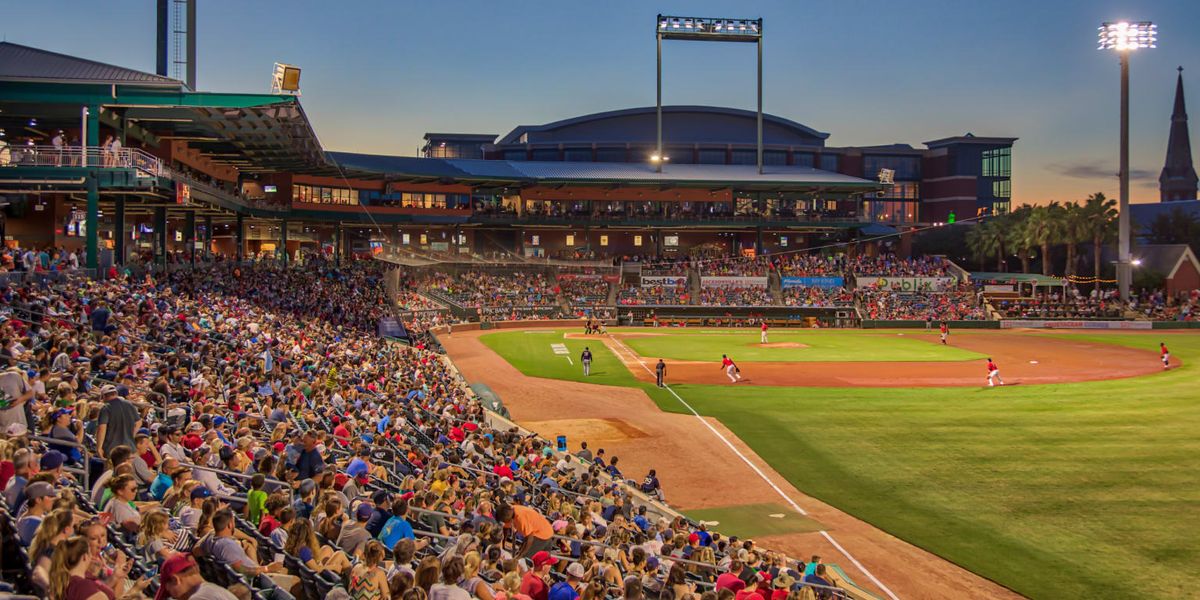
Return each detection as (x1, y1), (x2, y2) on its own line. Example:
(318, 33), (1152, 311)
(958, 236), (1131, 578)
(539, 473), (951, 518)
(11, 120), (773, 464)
(0, 4), (1198, 600)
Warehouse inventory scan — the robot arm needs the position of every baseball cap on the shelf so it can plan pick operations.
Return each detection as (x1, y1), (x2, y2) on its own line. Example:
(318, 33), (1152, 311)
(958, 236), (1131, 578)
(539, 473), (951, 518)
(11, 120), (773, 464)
(531, 551), (559, 569)
(4, 423), (28, 437)
(773, 574), (796, 589)
(356, 503), (374, 521)
(191, 487), (214, 500)
(100, 384), (118, 396)
(40, 450), (66, 470)
(155, 553), (199, 600)
(566, 562), (586, 579)
(24, 481), (55, 502)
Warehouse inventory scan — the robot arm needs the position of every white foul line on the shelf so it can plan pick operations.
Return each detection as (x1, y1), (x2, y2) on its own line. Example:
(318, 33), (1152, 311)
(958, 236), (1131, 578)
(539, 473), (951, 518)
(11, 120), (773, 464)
(565, 356), (573, 365)
(605, 334), (900, 600)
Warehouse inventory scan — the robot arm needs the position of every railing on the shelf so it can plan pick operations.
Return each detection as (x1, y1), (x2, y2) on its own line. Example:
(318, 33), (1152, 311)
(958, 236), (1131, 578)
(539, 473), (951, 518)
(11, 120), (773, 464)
(0, 144), (169, 177)
(31, 435), (91, 490)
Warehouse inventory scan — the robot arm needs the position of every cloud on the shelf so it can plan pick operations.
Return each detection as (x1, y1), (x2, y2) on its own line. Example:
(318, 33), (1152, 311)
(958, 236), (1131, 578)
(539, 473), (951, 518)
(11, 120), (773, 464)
(1048, 160), (1156, 181)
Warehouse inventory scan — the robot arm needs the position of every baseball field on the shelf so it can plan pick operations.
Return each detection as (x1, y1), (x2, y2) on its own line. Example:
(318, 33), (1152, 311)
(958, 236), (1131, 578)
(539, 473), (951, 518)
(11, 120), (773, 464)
(443, 327), (1200, 600)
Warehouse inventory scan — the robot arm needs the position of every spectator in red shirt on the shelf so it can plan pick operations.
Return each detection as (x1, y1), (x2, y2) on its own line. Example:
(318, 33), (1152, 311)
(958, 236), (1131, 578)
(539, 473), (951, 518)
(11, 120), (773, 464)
(716, 561), (747, 592)
(520, 550), (558, 600)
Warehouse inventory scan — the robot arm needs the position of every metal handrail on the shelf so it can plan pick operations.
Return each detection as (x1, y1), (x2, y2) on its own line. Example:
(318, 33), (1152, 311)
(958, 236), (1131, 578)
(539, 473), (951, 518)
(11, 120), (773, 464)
(1, 144), (166, 176)
(186, 461), (293, 503)
(31, 434), (91, 489)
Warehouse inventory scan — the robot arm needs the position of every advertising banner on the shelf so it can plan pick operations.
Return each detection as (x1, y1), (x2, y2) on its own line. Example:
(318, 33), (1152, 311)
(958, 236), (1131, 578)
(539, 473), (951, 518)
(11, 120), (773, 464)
(1000, 320), (1152, 330)
(701, 276), (769, 288)
(859, 276), (955, 292)
(641, 276), (687, 287)
(781, 276), (845, 289)
(984, 284), (1018, 294)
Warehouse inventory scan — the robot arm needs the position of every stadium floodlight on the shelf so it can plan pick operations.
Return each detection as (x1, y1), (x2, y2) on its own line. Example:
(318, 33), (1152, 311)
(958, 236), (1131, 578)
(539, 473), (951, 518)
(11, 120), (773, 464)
(657, 14), (764, 173)
(1097, 21), (1156, 51)
(1097, 20), (1154, 302)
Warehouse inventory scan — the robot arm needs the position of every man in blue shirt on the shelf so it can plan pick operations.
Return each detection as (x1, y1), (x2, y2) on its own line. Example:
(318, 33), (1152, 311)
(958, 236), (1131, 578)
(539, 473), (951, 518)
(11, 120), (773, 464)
(548, 562), (585, 600)
(295, 431), (324, 479)
(378, 500), (429, 552)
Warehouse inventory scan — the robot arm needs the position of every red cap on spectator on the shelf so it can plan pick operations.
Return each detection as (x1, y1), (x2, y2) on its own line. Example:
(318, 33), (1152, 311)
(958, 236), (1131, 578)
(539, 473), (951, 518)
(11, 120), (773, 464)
(273, 442), (285, 453)
(155, 553), (198, 600)
(531, 551), (559, 568)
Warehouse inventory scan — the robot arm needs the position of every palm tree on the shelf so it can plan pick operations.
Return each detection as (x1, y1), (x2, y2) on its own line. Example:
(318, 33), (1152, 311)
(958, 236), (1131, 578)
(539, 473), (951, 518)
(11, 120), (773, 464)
(1080, 193), (1117, 291)
(1007, 205), (1035, 273)
(1060, 202), (1090, 277)
(966, 221), (999, 271)
(1023, 202), (1066, 275)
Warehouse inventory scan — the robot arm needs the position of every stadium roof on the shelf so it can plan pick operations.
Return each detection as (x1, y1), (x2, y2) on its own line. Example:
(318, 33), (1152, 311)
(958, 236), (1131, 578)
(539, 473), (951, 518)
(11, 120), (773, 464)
(0, 42), (184, 87)
(496, 106), (830, 146)
(924, 133), (1019, 148)
(1135, 244), (1200, 279)
(325, 152), (882, 190)
(970, 272), (1065, 285)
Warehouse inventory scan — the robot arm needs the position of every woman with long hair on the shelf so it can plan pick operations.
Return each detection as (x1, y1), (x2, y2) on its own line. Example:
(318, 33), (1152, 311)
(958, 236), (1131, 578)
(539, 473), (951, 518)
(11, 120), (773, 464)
(414, 555), (441, 594)
(29, 508), (75, 592)
(348, 540), (390, 600)
(429, 555), (470, 600)
(284, 517), (351, 575)
(137, 510), (177, 563)
(47, 536), (111, 600)
(491, 572), (532, 600)
(459, 551), (495, 600)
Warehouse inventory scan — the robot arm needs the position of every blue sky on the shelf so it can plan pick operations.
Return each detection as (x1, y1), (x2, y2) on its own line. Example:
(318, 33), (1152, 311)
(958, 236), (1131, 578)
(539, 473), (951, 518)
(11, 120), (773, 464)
(6, 0), (1199, 204)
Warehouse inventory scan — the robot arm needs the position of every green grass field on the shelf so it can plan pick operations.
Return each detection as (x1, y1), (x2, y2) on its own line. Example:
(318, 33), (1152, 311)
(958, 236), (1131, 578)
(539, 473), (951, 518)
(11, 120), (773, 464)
(477, 328), (1200, 600)
(618, 328), (984, 362)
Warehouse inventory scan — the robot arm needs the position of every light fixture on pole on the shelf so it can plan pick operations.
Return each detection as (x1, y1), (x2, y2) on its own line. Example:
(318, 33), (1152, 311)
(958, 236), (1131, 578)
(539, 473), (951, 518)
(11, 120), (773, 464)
(1098, 21), (1155, 302)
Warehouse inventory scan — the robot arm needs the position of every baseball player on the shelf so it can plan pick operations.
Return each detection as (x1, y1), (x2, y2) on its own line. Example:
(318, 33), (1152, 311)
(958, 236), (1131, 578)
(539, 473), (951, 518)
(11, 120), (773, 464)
(720, 354), (741, 383)
(940, 321), (949, 345)
(1161, 342), (1170, 369)
(581, 346), (593, 376)
(986, 357), (1004, 387)
(655, 359), (666, 387)
(760, 321), (769, 344)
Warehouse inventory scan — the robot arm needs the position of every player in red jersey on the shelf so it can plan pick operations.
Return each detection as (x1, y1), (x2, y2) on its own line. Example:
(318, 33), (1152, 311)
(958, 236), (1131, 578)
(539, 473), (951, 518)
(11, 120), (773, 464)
(720, 354), (741, 383)
(939, 321), (949, 345)
(986, 357), (1004, 387)
(760, 321), (769, 344)
(1161, 342), (1170, 369)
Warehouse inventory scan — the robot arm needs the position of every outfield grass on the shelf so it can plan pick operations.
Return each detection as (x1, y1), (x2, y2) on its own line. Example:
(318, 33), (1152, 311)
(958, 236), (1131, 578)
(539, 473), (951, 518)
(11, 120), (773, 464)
(478, 328), (1200, 600)
(683, 503), (823, 539)
(617, 328), (984, 362)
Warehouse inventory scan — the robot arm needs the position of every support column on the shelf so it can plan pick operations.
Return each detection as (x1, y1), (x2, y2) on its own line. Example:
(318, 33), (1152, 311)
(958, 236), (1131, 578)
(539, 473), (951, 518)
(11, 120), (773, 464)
(84, 104), (100, 271)
(204, 215), (213, 260)
(235, 213), (245, 262)
(335, 224), (343, 265)
(155, 206), (168, 268)
(184, 210), (196, 268)
(280, 220), (289, 266)
(114, 197), (126, 266)
(756, 226), (764, 256)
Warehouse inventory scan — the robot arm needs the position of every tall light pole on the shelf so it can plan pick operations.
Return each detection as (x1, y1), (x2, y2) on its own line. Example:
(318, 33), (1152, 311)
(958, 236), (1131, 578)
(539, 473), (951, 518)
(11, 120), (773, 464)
(656, 16), (763, 174)
(1098, 21), (1156, 302)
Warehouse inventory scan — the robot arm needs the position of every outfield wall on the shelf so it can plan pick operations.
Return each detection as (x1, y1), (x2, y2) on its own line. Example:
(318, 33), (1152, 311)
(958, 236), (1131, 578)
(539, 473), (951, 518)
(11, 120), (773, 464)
(861, 320), (1000, 329)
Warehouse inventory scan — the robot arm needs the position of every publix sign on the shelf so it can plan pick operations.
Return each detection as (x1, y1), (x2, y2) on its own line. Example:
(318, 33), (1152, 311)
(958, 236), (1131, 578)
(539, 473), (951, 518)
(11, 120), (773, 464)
(864, 276), (955, 292)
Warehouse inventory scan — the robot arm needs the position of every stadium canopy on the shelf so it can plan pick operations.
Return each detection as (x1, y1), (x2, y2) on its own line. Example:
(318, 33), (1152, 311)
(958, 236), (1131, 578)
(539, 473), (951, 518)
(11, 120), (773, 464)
(0, 42), (328, 174)
(970, 272), (1065, 286)
(326, 152), (883, 193)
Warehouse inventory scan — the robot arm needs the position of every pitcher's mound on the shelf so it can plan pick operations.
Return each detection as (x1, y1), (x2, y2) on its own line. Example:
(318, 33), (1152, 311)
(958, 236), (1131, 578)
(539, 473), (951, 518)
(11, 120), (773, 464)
(755, 342), (808, 349)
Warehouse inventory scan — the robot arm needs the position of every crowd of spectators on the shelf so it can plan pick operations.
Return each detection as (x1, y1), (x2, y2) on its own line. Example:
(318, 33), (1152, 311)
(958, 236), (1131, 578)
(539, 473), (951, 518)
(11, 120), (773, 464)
(0, 266), (853, 600)
(427, 271), (558, 309)
(616, 285), (690, 306)
(697, 286), (773, 307)
(1131, 288), (1198, 321)
(992, 289), (1125, 320)
(848, 255), (949, 277)
(779, 287), (854, 308)
(771, 255), (844, 278)
(860, 290), (989, 321)
(696, 258), (770, 278)
(557, 278), (612, 307)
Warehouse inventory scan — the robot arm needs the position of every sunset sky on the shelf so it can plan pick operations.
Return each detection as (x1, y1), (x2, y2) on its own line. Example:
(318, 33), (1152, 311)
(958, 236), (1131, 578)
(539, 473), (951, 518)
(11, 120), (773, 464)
(7, 0), (1199, 205)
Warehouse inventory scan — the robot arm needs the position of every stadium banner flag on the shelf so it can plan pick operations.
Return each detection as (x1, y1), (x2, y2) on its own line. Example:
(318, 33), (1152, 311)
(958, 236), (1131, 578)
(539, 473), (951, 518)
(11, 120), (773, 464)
(781, 276), (845, 289)
(1000, 319), (1153, 330)
(859, 276), (956, 292)
(701, 276), (769, 288)
(641, 276), (687, 287)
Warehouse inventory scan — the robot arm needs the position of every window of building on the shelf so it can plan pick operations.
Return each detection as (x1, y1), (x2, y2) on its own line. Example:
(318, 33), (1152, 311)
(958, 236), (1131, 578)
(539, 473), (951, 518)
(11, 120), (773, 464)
(531, 148), (559, 161)
(564, 148), (592, 161)
(730, 149), (757, 165)
(982, 147), (1012, 177)
(992, 201), (1010, 216)
(820, 154), (838, 172)
(402, 233), (410, 245)
(764, 150), (787, 166)
(992, 179), (1011, 198)
(698, 149), (726, 164)
(599, 235), (609, 247)
(794, 153), (815, 168)
(595, 148), (626, 162)
(292, 184), (359, 205)
(503, 150), (528, 161)
(881, 181), (920, 200)
(779, 236), (788, 247)
(531, 235), (540, 246)
(565, 234), (575, 246)
(420, 234), (428, 245)
(863, 155), (920, 180)
(633, 235), (643, 247)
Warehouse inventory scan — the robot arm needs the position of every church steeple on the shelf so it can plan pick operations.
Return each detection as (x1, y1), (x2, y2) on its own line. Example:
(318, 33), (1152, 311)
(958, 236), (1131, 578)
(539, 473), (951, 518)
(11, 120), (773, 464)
(1160, 66), (1199, 202)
